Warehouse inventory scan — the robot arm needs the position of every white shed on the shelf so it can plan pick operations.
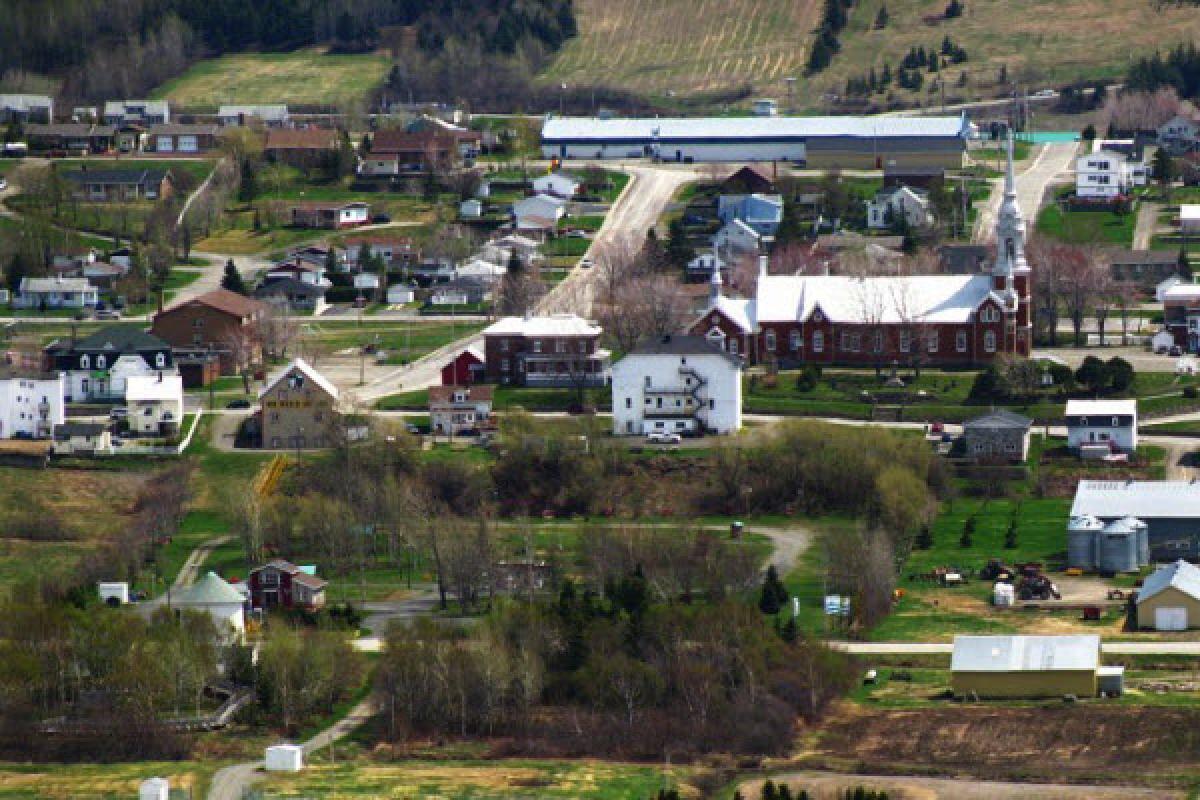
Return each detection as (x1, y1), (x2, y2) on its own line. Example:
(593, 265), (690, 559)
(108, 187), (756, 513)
(387, 283), (416, 305)
(139, 777), (170, 800)
(97, 581), (129, 605)
(459, 198), (483, 218)
(265, 743), (305, 772)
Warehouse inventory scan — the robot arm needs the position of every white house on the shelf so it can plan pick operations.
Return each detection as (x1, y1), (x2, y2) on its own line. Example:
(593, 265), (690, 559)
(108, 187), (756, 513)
(532, 171), (581, 198)
(1075, 149), (1145, 199)
(429, 384), (494, 435)
(867, 185), (934, 229)
(456, 258), (507, 281)
(1182, 205), (1200, 235)
(0, 370), (64, 440)
(717, 194), (784, 237)
(218, 104), (289, 127)
(124, 374), (184, 436)
(386, 283), (416, 304)
(1158, 275), (1184, 304)
(139, 778), (170, 800)
(485, 234), (541, 265)
(1065, 398), (1138, 455)
(459, 198), (483, 218)
(686, 249), (725, 280)
(611, 334), (743, 436)
(13, 277), (98, 309)
(714, 217), (766, 254)
(52, 422), (113, 455)
(172, 571), (245, 643)
(102, 100), (169, 126)
(513, 193), (567, 233)
(358, 154), (401, 177)
(1159, 114), (1200, 153)
(1153, 328), (1178, 352)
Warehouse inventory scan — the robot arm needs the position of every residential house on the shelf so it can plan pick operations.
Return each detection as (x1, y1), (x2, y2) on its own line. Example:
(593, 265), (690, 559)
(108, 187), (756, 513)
(368, 128), (459, 172)
(1163, 282), (1200, 349)
(482, 313), (610, 387)
(532, 171), (581, 198)
(1069, 480), (1200, 561)
(258, 358), (339, 449)
(938, 243), (990, 274)
(23, 123), (115, 154)
(0, 94), (52, 123)
(717, 193), (784, 237)
(483, 234), (541, 266)
(866, 185), (934, 229)
(1075, 149), (1146, 199)
(172, 572), (245, 643)
(342, 236), (418, 271)
(264, 262), (330, 288)
(722, 164), (775, 194)
(0, 370), (64, 439)
(289, 201), (369, 229)
(124, 374), (184, 436)
(45, 327), (175, 402)
(513, 193), (567, 234)
(1158, 275), (1184, 304)
(962, 409), (1032, 462)
(1064, 398), (1138, 455)
(950, 635), (1112, 699)
(386, 283), (416, 305)
(441, 347), (485, 385)
(13, 277), (98, 310)
(1105, 248), (1178, 287)
(1158, 114), (1200, 154)
(51, 422), (113, 455)
(456, 258), (506, 282)
(248, 559), (327, 610)
(429, 384), (494, 435)
(714, 217), (767, 255)
(1182, 205), (1200, 235)
(151, 289), (267, 376)
(146, 124), (220, 154)
(254, 277), (327, 312)
(686, 249), (725, 282)
(82, 261), (130, 290)
(63, 168), (173, 202)
(353, 273), (380, 293)
(264, 128), (340, 169)
(611, 334), (743, 436)
(217, 105), (290, 127)
(102, 100), (169, 126)
(1136, 560), (1200, 630)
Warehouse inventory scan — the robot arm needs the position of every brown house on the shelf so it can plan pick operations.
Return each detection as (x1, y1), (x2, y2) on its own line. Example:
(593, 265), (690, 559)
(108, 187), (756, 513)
(481, 314), (610, 387)
(264, 128), (340, 168)
(63, 168), (173, 202)
(151, 288), (266, 377)
(369, 127), (479, 171)
(258, 358), (339, 449)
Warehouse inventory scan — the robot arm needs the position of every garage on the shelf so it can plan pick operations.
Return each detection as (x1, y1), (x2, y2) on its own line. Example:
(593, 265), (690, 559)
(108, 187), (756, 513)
(1155, 607), (1188, 631)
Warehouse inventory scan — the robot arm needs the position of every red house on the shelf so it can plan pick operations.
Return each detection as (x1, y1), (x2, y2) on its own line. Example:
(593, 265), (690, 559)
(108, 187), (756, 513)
(441, 347), (484, 386)
(248, 559), (328, 611)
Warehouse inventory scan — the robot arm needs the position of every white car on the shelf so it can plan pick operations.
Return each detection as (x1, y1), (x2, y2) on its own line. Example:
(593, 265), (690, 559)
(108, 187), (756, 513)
(646, 432), (681, 444)
(579, 257), (593, 269)
(0, 178), (7, 191)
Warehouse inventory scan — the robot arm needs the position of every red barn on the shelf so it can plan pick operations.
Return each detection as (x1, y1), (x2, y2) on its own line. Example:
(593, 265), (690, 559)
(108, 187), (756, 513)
(441, 347), (484, 386)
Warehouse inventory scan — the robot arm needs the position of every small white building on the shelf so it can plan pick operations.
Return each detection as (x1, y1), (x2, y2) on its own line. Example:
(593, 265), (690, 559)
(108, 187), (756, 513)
(752, 98), (779, 117)
(52, 422), (113, 455)
(387, 283), (416, 304)
(97, 581), (130, 605)
(456, 258), (506, 281)
(1065, 398), (1138, 455)
(866, 185), (933, 229)
(1157, 275), (1184, 304)
(265, 744), (305, 772)
(1075, 149), (1145, 199)
(1153, 327), (1177, 352)
(12, 277), (98, 309)
(532, 171), (581, 198)
(218, 104), (289, 127)
(1182, 205), (1200, 236)
(0, 370), (64, 439)
(172, 571), (245, 643)
(139, 777), (170, 800)
(459, 198), (483, 218)
(124, 374), (184, 436)
(353, 272), (381, 291)
(513, 193), (566, 233)
(611, 334), (743, 436)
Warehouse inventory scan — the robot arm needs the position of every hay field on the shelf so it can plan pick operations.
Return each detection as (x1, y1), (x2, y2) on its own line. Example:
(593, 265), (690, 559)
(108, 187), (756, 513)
(0, 761), (213, 798)
(541, 0), (821, 97)
(150, 47), (391, 109)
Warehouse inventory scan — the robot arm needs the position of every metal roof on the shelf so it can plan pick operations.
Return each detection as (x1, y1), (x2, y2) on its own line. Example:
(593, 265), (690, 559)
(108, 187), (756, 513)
(1070, 480), (1200, 519)
(483, 313), (600, 337)
(951, 635), (1099, 672)
(1138, 559), (1200, 604)
(174, 571), (244, 606)
(260, 358), (339, 402)
(963, 409), (1032, 431)
(542, 114), (969, 143)
(1064, 399), (1137, 418)
(622, 334), (743, 367)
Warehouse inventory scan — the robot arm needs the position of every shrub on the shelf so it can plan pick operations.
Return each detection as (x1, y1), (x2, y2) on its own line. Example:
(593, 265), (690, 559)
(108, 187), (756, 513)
(1185, 386), (1199, 400)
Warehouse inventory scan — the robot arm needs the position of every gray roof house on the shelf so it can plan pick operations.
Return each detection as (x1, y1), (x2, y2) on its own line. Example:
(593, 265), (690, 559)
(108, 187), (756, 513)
(962, 409), (1032, 462)
(102, 100), (170, 126)
(0, 93), (53, 123)
(218, 105), (290, 127)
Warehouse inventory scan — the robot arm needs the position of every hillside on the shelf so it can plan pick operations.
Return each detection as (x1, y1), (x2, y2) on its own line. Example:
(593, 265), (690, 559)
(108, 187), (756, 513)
(541, 0), (1200, 108)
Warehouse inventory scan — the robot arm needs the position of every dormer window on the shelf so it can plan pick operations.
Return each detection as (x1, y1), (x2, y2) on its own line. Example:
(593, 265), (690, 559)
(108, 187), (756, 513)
(80, 355), (90, 369)
(96, 355), (106, 369)
(155, 352), (166, 368)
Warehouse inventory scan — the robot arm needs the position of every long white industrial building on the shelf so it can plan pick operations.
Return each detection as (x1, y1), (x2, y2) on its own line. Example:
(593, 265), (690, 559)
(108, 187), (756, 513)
(540, 114), (971, 169)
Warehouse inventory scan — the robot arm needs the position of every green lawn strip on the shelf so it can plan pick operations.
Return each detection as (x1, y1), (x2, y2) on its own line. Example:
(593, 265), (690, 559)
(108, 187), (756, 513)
(376, 386), (610, 412)
(1036, 197), (1136, 245)
(301, 320), (485, 364)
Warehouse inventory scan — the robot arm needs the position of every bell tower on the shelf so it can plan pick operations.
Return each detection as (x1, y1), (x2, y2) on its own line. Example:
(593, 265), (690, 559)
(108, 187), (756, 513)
(992, 133), (1033, 355)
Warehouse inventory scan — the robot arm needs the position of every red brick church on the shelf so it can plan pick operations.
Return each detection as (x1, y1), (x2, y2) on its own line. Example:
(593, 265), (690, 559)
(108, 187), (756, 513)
(690, 137), (1032, 367)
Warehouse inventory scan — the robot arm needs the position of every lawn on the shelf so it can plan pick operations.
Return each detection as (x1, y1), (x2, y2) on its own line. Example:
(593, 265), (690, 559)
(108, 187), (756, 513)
(301, 320), (487, 365)
(0, 761), (219, 799)
(194, 225), (327, 255)
(149, 48), (391, 108)
(1036, 198), (1136, 246)
(376, 385), (610, 412)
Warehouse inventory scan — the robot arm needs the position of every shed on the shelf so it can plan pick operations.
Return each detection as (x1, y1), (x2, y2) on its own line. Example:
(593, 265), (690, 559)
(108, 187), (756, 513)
(265, 743), (305, 772)
(97, 581), (129, 606)
(950, 634), (1101, 698)
(139, 777), (169, 800)
(1136, 559), (1200, 630)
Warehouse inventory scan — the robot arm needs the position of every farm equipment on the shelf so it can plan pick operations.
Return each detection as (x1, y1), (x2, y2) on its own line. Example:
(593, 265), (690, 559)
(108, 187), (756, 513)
(1016, 563), (1061, 601)
(979, 559), (1015, 583)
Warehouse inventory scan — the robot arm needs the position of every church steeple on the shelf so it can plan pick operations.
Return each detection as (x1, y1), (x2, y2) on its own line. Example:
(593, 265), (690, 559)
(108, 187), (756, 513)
(993, 132), (1030, 282)
(709, 248), (724, 304)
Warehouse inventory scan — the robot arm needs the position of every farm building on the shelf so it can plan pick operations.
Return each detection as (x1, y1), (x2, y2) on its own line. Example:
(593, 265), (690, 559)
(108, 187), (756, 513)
(1069, 480), (1200, 561)
(1136, 559), (1200, 631)
(950, 634), (1112, 698)
(540, 115), (970, 169)
(1066, 514), (1150, 573)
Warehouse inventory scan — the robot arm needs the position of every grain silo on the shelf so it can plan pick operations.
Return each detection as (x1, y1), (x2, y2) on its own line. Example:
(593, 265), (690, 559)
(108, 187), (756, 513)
(1097, 518), (1140, 573)
(1068, 514), (1104, 570)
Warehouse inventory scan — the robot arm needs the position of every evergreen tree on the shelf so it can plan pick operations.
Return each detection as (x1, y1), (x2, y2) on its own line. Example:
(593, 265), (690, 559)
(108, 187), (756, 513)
(507, 248), (524, 275)
(874, 4), (889, 28)
(221, 259), (247, 295)
(868, 66), (878, 91)
(881, 63), (892, 85)
(960, 516), (975, 548)
(944, 0), (964, 17)
(238, 158), (258, 204)
(666, 216), (695, 268)
(1082, 123), (1096, 141)
(1004, 519), (1018, 549)
(759, 565), (789, 615)
(807, 37), (833, 73)
(916, 524), (933, 550)
(781, 613), (799, 643)
(1153, 147), (1176, 191)
(762, 780), (779, 800)
(325, 246), (339, 276)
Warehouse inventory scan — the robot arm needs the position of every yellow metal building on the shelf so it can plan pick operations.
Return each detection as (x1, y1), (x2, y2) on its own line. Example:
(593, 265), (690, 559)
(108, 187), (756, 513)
(950, 635), (1101, 699)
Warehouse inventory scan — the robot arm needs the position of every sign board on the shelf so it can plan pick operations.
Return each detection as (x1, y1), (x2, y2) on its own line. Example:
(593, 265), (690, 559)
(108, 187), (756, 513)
(823, 595), (851, 616)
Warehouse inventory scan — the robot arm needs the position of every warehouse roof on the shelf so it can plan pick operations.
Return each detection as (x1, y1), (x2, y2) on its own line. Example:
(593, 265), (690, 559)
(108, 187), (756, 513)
(175, 571), (244, 606)
(1138, 559), (1200, 604)
(951, 635), (1100, 672)
(542, 114), (970, 142)
(1070, 480), (1200, 519)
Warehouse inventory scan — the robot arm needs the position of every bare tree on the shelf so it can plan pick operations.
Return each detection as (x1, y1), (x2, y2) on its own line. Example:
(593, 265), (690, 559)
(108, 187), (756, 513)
(1027, 237), (1062, 346)
(1057, 244), (1096, 347)
(851, 276), (890, 376)
(258, 296), (300, 359)
(1102, 88), (1181, 135)
(1089, 249), (1116, 347)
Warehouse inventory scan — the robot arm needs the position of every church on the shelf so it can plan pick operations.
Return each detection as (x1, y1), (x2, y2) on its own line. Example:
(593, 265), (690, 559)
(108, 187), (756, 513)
(690, 136), (1033, 368)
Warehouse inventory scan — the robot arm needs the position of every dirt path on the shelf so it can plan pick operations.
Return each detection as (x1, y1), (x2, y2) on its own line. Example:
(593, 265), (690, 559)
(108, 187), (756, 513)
(1134, 200), (1164, 250)
(740, 771), (1184, 799)
(1141, 434), (1200, 480)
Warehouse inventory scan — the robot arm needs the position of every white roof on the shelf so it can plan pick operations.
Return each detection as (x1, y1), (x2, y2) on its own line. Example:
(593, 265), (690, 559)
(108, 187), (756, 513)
(542, 115), (969, 142)
(0, 94), (51, 111)
(754, 273), (999, 325)
(125, 374), (183, 403)
(708, 295), (755, 333)
(1070, 480), (1200, 519)
(951, 635), (1099, 673)
(1138, 559), (1200, 604)
(457, 258), (506, 277)
(483, 313), (601, 337)
(260, 358), (339, 401)
(219, 104), (289, 119)
(1064, 399), (1136, 418)
(104, 100), (168, 115)
(1182, 205), (1200, 222)
(1164, 282), (1200, 301)
(20, 277), (94, 293)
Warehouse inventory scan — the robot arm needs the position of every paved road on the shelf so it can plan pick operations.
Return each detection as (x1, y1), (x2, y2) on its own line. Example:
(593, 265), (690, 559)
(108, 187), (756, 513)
(740, 771), (1181, 799)
(973, 140), (1079, 244)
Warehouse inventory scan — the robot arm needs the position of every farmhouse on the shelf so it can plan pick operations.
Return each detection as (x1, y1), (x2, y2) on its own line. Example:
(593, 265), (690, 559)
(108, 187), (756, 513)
(1069, 480), (1200, 561)
(950, 635), (1110, 699)
(0, 370), (64, 440)
(289, 201), (369, 229)
(962, 409), (1031, 462)
(541, 114), (970, 169)
(429, 384), (494, 436)
(45, 327), (175, 403)
(124, 374), (184, 437)
(691, 137), (1031, 367)
(146, 124), (220, 154)
(23, 123), (116, 154)
(1064, 398), (1137, 455)
(0, 94), (52, 123)
(248, 559), (327, 611)
(1136, 560), (1200, 631)
(63, 168), (173, 202)
(264, 128), (340, 168)
(611, 334), (743, 436)
(482, 313), (609, 387)
(258, 358), (339, 449)
(217, 105), (290, 127)
(866, 185), (933, 230)
(152, 289), (266, 377)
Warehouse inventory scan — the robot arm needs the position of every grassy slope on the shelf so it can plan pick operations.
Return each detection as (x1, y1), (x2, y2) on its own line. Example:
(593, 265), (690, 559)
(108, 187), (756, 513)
(149, 47), (391, 109)
(542, 0), (1200, 106)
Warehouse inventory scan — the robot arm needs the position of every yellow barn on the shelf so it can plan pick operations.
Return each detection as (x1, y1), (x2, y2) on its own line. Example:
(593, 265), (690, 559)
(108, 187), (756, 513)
(951, 635), (1101, 699)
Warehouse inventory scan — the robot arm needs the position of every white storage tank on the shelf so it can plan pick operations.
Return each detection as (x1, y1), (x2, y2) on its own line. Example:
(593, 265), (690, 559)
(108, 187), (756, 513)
(1098, 520), (1140, 573)
(1067, 515), (1103, 570)
(139, 777), (169, 800)
(265, 743), (305, 772)
(993, 582), (1015, 607)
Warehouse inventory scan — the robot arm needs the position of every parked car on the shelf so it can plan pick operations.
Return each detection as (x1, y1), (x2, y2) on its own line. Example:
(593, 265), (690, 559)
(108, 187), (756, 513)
(372, 213), (391, 224)
(1171, 345), (1184, 356)
(226, 399), (251, 409)
(1156, 344), (1170, 355)
(109, 407), (129, 420)
(579, 257), (594, 269)
(566, 229), (589, 239)
(646, 432), (681, 444)
(95, 309), (121, 320)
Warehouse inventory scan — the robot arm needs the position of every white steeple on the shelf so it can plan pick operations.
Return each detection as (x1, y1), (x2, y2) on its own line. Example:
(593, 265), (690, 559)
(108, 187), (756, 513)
(993, 132), (1030, 282)
(709, 251), (724, 303)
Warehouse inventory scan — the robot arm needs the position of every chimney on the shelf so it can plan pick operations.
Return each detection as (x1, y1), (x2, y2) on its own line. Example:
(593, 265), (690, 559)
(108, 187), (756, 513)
(758, 253), (769, 279)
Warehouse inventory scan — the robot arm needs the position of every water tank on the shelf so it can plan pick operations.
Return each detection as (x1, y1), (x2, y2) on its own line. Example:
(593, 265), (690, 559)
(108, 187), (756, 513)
(1098, 528), (1139, 573)
(1067, 515), (1103, 570)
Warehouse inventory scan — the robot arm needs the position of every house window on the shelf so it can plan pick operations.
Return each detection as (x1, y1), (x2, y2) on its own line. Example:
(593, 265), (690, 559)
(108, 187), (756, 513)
(872, 331), (883, 353)
(500, 339), (509, 352)
(645, 376), (652, 387)
(789, 330), (802, 351)
(501, 358), (510, 371)
(729, 338), (739, 355)
(193, 318), (204, 328)
(532, 340), (542, 353)
(813, 331), (825, 352)
(900, 331), (911, 352)
(956, 330), (968, 352)
(1111, 416), (1119, 427)
(556, 339), (566, 353)
(764, 330), (776, 352)
(96, 355), (106, 369)
(80, 355), (90, 369)
(155, 352), (166, 368)
(984, 331), (996, 352)
(625, 397), (632, 409)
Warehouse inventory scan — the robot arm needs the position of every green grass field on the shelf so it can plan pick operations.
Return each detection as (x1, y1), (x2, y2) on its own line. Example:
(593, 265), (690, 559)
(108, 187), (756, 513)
(0, 761), (218, 799)
(301, 320), (486, 365)
(150, 48), (391, 109)
(1036, 201), (1136, 246)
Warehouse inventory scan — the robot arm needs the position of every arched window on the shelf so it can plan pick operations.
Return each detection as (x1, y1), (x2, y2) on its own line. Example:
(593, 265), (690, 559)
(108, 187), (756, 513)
(96, 356), (105, 369)
(155, 352), (166, 368)
(764, 330), (776, 352)
(984, 330), (997, 352)
(789, 330), (802, 351)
